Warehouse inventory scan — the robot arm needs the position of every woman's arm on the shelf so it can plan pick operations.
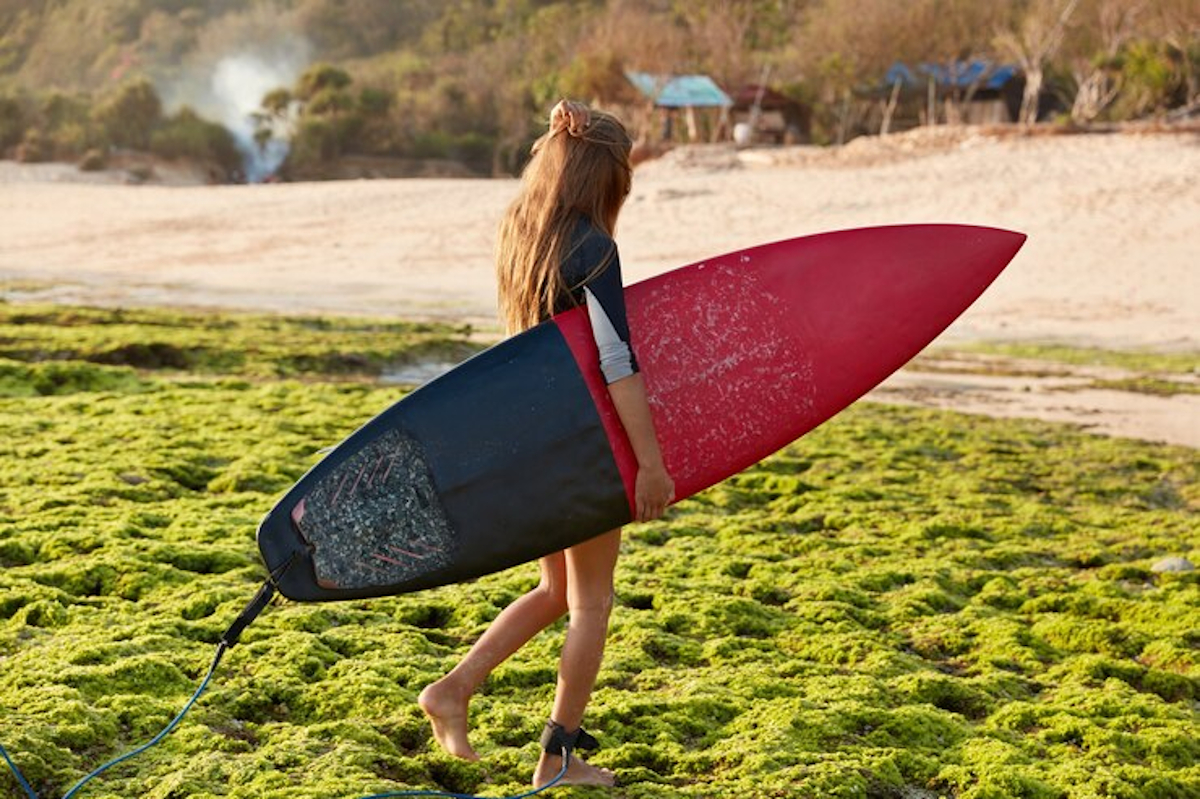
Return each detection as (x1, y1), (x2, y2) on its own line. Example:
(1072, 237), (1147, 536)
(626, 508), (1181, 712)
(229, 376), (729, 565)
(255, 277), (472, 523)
(572, 235), (673, 521)
(607, 374), (674, 522)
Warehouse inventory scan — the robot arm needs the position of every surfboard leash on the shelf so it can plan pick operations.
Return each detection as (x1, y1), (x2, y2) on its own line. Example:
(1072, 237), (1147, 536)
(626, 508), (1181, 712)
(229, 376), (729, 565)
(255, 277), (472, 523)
(0, 553), (570, 799)
(0, 555), (285, 799)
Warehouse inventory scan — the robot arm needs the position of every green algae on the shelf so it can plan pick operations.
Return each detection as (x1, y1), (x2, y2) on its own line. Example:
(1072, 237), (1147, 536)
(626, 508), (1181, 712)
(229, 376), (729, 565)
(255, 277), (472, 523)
(0, 359), (148, 398)
(948, 342), (1200, 376)
(0, 304), (482, 381)
(1075, 377), (1200, 397)
(1, 307), (1197, 798)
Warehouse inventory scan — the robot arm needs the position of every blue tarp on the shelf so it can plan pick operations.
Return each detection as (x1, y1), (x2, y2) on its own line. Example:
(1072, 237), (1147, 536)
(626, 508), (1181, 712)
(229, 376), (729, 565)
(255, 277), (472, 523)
(884, 61), (1018, 91)
(626, 72), (733, 108)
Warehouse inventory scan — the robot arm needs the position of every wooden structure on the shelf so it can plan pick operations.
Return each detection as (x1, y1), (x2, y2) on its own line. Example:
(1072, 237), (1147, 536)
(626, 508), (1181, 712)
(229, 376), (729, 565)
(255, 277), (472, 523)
(625, 71), (733, 143)
(877, 61), (1022, 132)
(729, 84), (811, 144)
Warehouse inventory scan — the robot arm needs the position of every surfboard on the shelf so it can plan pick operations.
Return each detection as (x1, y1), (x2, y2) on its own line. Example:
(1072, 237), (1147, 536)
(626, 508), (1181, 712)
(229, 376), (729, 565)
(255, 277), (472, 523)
(257, 224), (1025, 602)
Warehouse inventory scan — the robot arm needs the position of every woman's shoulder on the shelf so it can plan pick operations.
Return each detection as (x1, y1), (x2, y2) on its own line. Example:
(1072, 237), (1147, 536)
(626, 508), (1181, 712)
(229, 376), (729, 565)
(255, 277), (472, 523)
(570, 215), (616, 260)
(562, 215), (618, 289)
(571, 214), (612, 242)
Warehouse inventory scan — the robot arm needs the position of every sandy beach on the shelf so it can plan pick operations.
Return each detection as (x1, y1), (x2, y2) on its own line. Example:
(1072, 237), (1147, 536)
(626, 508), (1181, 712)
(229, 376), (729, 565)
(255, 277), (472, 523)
(1, 128), (1197, 445)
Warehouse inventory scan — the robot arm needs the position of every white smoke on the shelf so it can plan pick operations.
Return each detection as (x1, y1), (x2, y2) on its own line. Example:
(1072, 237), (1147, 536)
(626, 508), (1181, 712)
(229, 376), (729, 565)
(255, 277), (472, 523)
(161, 25), (310, 182)
(210, 51), (304, 181)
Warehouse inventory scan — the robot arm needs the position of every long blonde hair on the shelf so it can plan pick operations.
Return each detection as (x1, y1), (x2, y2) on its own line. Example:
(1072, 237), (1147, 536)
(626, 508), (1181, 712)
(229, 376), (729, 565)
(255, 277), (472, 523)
(496, 109), (633, 334)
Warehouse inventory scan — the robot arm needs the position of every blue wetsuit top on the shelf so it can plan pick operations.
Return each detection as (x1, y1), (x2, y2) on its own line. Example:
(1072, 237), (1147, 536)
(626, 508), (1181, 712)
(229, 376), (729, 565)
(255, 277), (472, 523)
(554, 215), (639, 385)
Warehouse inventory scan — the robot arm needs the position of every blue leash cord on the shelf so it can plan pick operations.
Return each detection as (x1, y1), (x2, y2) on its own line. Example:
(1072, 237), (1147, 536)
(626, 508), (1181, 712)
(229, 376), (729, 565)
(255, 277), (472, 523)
(0, 740), (37, 799)
(67, 643), (225, 799)
(0, 573), (571, 799)
(0, 641), (227, 799)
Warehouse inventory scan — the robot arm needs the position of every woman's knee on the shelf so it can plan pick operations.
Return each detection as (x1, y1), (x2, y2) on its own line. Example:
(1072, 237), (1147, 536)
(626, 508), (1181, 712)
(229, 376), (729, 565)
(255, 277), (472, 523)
(562, 529), (620, 616)
(566, 586), (614, 619)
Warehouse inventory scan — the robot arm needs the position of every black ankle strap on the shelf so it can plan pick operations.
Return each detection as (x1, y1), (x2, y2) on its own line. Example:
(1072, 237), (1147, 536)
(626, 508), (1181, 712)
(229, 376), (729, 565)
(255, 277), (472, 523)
(540, 720), (599, 756)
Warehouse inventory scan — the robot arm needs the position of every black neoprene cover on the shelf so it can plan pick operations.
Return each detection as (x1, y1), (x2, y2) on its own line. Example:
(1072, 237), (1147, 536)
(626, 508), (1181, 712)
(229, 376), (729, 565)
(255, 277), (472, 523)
(256, 322), (630, 602)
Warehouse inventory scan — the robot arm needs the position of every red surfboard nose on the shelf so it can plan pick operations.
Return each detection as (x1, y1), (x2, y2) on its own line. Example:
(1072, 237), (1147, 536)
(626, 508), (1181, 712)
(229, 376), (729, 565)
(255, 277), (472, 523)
(783, 225), (1025, 403)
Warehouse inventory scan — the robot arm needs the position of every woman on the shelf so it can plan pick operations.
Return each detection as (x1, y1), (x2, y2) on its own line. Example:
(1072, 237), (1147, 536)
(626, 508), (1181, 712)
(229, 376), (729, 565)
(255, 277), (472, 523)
(418, 100), (674, 788)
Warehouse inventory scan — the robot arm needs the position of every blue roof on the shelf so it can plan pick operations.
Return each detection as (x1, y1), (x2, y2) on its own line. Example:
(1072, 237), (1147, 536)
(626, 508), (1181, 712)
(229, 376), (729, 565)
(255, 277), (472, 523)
(885, 61), (1018, 91)
(626, 72), (733, 108)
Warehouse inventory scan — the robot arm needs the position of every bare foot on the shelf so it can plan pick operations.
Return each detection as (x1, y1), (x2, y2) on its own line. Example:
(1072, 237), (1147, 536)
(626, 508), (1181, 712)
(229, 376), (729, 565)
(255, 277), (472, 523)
(533, 753), (616, 788)
(417, 679), (479, 761)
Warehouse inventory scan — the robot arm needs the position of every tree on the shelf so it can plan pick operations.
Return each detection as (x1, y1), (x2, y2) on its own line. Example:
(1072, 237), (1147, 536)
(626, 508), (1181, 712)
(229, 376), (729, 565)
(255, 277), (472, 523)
(91, 77), (163, 149)
(0, 93), (26, 151)
(1144, 0), (1200, 110)
(1065, 0), (1145, 124)
(996, 0), (1082, 126)
(296, 63), (353, 102)
(297, 0), (439, 59)
(672, 0), (783, 88)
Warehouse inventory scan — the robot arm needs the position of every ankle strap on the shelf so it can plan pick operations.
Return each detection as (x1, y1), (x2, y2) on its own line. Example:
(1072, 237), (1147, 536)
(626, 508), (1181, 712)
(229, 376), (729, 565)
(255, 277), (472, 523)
(540, 720), (599, 756)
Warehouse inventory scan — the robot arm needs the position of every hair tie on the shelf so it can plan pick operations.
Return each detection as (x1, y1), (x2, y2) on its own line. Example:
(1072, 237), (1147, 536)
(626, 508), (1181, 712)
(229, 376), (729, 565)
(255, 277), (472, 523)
(549, 100), (590, 139)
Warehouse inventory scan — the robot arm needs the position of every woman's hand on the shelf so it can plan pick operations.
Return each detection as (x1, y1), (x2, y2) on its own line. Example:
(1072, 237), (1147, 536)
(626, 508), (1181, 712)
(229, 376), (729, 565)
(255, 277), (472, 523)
(549, 99), (590, 137)
(635, 462), (675, 522)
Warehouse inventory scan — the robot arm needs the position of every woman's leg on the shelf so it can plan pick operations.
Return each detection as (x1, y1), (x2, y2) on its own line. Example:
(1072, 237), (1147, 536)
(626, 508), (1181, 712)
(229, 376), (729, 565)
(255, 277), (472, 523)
(420, 552), (568, 760)
(533, 528), (621, 788)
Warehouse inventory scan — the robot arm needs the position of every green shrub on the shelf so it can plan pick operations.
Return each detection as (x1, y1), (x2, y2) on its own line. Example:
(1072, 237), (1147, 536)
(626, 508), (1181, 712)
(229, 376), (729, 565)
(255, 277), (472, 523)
(47, 121), (91, 159)
(77, 147), (107, 171)
(14, 127), (51, 162)
(0, 94), (27, 151)
(149, 106), (240, 173)
(1112, 40), (1184, 119)
(92, 77), (162, 150)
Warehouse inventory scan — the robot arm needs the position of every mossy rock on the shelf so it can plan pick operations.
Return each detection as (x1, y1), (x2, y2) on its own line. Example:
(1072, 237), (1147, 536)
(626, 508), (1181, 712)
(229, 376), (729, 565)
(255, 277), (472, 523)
(1, 305), (1197, 797)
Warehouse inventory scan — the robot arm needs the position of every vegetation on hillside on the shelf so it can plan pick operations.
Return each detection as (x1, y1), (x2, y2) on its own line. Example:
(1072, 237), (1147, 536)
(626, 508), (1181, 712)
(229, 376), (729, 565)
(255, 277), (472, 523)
(0, 0), (1196, 179)
(0, 305), (1197, 797)
(0, 76), (241, 176)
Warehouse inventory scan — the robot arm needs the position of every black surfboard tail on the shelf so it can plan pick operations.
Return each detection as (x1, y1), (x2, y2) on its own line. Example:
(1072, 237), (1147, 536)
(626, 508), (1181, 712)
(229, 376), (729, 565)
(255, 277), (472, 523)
(257, 322), (630, 603)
